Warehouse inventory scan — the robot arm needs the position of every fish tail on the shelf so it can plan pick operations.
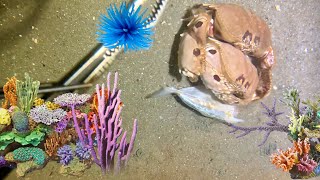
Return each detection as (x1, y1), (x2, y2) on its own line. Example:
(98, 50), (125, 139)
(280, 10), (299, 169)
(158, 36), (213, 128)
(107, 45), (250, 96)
(225, 117), (244, 124)
(146, 87), (178, 98)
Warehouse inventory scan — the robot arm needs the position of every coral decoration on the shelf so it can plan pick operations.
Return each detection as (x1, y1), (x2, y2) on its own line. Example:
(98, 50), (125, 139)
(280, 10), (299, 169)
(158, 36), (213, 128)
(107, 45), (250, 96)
(45, 101), (60, 110)
(0, 108), (11, 126)
(72, 72), (138, 174)
(44, 131), (69, 158)
(2, 76), (17, 109)
(75, 141), (91, 161)
(6, 147), (47, 166)
(296, 154), (318, 174)
(29, 105), (67, 125)
(91, 89), (123, 113)
(33, 97), (44, 107)
(57, 145), (73, 166)
(293, 138), (310, 155)
(271, 148), (298, 172)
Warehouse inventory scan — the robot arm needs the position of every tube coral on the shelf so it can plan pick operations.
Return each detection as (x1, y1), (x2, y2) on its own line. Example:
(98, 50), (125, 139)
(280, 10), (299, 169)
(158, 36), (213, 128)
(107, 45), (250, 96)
(16, 73), (40, 114)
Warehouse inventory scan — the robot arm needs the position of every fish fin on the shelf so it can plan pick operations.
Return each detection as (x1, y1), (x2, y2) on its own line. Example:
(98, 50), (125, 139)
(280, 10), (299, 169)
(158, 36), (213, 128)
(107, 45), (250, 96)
(146, 87), (178, 98)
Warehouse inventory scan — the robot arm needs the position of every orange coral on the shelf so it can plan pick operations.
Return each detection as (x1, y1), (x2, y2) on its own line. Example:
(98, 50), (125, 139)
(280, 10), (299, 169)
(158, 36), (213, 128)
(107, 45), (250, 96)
(91, 89), (123, 113)
(1, 77), (17, 109)
(293, 138), (310, 155)
(44, 131), (69, 158)
(271, 148), (298, 172)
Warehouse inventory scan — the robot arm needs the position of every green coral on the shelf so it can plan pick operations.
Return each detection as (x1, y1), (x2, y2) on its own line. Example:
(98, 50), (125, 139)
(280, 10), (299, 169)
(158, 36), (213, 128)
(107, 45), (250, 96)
(12, 147), (46, 165)
(14, 130), (45, 146)
(288, 114), (305, 138)
(16, 73), (40, 114)
(0, 131), (15, 150)
(0, 125), (48, 150)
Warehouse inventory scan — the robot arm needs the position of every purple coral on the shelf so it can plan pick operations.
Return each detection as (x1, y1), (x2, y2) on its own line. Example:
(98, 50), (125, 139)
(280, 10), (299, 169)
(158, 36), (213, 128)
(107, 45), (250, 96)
(30, 105), (67, 125)
(296, 154), (318, 174)
(57, 145), (73, 166)
(72, 72), (138, 174)
(75, 141), (91, 161)
(55, 118), (68, 133)
(0, 155), (6, 167)
(54, 93), (91, 107)
(228, 99), (290, 146)
(53, 93), (90, 143)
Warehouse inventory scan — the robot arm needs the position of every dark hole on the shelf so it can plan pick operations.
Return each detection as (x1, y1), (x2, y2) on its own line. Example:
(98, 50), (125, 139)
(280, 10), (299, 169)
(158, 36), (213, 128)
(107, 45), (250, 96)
(213, 75), (220, 82)
(209, 49), (217, 55)
(195, 21), (203, 28)
(193, 48), (201, 56)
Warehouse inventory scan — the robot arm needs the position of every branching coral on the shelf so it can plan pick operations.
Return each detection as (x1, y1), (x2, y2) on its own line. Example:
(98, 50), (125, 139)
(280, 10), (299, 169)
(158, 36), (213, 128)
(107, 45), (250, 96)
(296, 154), (318, 174)
(1, 76), (17, 109)
(228, 99), (289, 146)
(293, 138), (310, 155)
(44, 131), (69, 158)
(271, 148), (298, 172)
(16, 73), (40, 114)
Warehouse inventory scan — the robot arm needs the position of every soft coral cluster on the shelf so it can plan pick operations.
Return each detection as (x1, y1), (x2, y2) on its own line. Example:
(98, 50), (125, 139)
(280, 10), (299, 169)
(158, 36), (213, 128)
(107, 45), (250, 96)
(271, 148), (298, 172)
(271, 138), (317, 174)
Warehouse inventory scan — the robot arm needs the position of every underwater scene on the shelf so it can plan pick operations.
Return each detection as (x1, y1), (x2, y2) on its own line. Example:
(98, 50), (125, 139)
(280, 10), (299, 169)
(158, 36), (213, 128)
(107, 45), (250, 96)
(0, 0), (319, 179)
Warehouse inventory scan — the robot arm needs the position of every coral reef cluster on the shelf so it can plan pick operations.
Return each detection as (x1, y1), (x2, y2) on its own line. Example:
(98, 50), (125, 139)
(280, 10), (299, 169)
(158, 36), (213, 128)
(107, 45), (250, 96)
(0, 72), (138, 177)
(229, 88), (320, 179)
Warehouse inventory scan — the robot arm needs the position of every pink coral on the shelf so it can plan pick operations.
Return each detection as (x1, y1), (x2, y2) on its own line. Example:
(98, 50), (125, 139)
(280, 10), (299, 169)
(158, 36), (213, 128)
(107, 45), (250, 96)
(296, 154), (317, 174)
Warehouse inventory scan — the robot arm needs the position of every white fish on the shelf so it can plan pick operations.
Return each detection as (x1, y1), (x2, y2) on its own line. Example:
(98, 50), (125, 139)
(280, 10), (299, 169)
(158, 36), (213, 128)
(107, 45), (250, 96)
(148, 86), (244, 123)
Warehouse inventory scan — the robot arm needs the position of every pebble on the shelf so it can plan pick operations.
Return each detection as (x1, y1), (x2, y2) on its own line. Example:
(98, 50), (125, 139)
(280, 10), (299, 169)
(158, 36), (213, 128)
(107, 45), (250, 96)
(275, 5), (281, 11)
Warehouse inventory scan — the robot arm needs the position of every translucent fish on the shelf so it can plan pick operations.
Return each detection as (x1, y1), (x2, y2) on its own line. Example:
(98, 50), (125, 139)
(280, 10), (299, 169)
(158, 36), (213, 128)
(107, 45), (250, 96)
(148, 86), (244, 123)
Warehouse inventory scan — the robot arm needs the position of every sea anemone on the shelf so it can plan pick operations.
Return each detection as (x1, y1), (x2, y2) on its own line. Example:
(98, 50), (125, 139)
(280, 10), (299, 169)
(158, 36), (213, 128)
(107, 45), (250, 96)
(57, 145), (73, 166)
(75, 141), (91, 161)
(97, 2), (153, 51)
